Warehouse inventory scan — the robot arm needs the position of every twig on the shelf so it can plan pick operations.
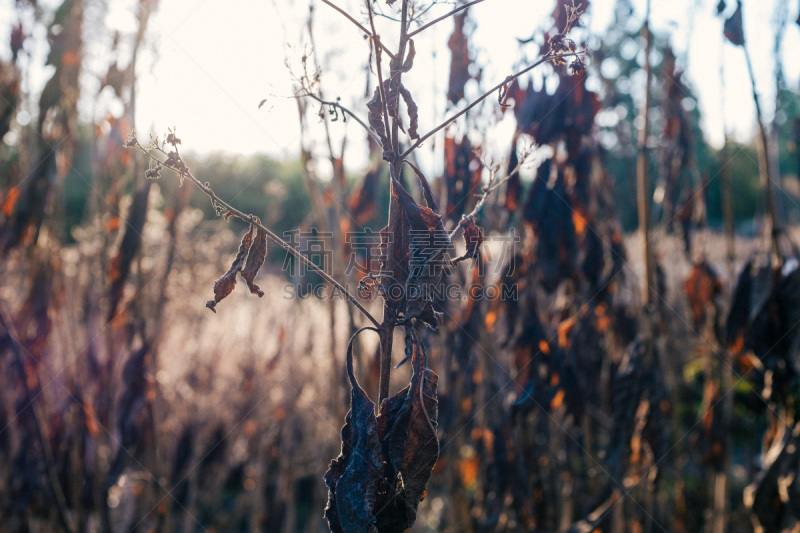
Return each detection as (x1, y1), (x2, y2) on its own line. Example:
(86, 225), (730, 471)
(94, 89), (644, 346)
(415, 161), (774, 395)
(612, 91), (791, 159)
(637, 3), (655, 309)
(130, 137), (381, 329)
(743, 42), (782, 266)
(406, 0), (486, 38)
(399, 51), (580, 160)
(319, 0), (396, 60)
(366, 1), (393, 155)
(301, 91), (383, 146)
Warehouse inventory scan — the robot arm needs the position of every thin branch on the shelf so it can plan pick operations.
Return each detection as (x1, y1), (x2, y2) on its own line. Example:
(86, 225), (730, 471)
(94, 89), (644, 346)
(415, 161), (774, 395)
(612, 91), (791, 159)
(446, 141), (532, 240)
(406, 0), (486, 38)
(366, 2), (393, 150)
(130, 137), (381, 329)
(400, 50), (580, 160)
(319, 0), (396, 60)
(302, 91), (383, 146)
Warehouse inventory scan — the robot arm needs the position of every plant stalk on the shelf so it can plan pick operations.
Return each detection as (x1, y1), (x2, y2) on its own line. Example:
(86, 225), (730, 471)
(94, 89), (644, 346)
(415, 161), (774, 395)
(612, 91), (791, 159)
(743, 43), (782, 266)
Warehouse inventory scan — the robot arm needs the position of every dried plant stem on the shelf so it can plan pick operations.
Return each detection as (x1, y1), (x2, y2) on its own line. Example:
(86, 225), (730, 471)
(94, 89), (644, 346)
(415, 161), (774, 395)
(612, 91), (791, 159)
(132, 142), (380, 329)
(406, 0), (486, 38)
(636, 11), (655, 309)
(302, 92), (383, 146)
(319, 0), (396, 60)
(743, 43), (782, 266)
(375, 0), (415, 405)
(366, 2), (393, 151)
(447, 154), (526, 240)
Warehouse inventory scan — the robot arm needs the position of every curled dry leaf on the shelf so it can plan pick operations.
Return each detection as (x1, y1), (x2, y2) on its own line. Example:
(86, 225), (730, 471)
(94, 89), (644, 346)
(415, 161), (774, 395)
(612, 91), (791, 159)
(447, 12), (471, 104)
(241, 223), (268, 297)
(403, 161), (437, 211)
(375, 328), (439, 531)
(452, 215), (484, 265)
(399, 86), (419, 140)
(324, 329), (383, 533)
(367, 84), (391, 157)
(205, 226), (253, 312)
(400, 40), (415, 72)
(381, 176), (450, 328)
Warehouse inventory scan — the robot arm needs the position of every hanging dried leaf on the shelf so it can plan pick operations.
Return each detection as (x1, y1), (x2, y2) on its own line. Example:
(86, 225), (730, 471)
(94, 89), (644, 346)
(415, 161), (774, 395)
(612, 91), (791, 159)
(523, 162), (577, 292)
(108, 180), (152, 321)
(206, 226), (254, 312)
(375, 329), (439, 530)
(381, 177), (450, 328)
(447, 13), (471, 104)
(399, 86), (419, 139)
(452, 216), (483, 265)
(684, 260), (722, 330)
(367, 83), (391, 156)
(101, 61), (132, 98)
(347, 165), (382, 227)
(443, 135), (482, 222)
(404, 161), (438, 212)
(400, 39), (416, 72)
(324, 329), (383, 533)
(241, 223), (268, 297)
(513, 75), (599, 146)
(723, 1), (745, 46)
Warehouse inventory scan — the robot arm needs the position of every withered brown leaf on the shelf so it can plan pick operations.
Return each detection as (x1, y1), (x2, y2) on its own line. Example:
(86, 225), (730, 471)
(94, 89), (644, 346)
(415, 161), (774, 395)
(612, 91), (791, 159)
(367, 84), (391, 157)
(205, 226), (254, 312)
(451, 215), (483, 265)
(381, 176), (450, 328)
(374, 328), (439, 530)
(241, 223), (267, 297)
(324, 329), (383, 533)
(108, 180), (152, 321)
(399, 85), (419, 140)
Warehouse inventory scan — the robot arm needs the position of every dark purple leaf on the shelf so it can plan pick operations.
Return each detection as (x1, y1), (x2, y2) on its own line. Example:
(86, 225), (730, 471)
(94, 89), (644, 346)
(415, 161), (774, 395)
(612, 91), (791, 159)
(324, 329), (383, 533)
(375, 328), (439, 530)
(724, 1), (745, 46)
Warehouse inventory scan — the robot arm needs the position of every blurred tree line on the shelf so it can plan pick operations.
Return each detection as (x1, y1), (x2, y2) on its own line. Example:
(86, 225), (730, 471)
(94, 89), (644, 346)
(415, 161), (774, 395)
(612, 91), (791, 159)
(5, 0), (796, 258)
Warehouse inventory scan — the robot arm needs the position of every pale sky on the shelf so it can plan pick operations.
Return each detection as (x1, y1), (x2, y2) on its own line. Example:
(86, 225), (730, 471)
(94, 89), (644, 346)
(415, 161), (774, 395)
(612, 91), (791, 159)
(2, 0), (799, 176)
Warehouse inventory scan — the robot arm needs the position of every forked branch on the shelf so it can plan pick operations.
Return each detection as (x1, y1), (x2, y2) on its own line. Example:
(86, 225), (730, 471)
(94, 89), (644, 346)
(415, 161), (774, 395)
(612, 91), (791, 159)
(126, 133), (381, 329)
(319, 0), (397, 60)
(406, 0), (486, 38)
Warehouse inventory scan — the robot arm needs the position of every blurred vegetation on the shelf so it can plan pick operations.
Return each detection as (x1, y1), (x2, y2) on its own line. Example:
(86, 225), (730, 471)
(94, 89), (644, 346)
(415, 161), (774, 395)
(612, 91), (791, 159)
(2, 0), (800, 532)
